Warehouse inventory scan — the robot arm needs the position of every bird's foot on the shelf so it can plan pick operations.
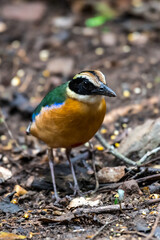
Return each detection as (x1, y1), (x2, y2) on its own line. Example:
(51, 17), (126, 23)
(69, 183), (82, 197)
(52, 193), (61, 205)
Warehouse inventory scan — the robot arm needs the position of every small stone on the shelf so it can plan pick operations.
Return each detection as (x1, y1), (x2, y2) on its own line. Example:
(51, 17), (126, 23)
(11, 40), (20, 49)
(134, 87), (141, 94)
(95, 47), (104, 55)
(52, 16), (75, 29)
(98, 166), (126, 183)
(122, 45), (131, 53)
(123, 90), (131, 98)
(0, 22), (7, 32)
(17, 69), (25, 78)
(146, 82), (153, 89)
(0, 166), (12, 183)
(101, 32), (117, 46)
(128, 32), (148, 45)
(114, 130), (119, 135)
(1, 135), (7, 141)
(39, 50), (49, 61)
(122, 123), (127, 129)
(11, 76), (21, 86)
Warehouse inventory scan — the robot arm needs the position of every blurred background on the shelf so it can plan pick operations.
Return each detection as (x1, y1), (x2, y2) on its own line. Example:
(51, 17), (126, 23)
(0, 0), (160, 140)
(0, 1), (160, 238)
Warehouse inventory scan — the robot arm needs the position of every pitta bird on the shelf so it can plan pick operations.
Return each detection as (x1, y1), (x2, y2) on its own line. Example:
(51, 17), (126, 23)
(26, 70), (116, 202)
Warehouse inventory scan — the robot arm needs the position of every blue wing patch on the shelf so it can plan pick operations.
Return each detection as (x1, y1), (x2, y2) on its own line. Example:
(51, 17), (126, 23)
(32, 102), (64, 121)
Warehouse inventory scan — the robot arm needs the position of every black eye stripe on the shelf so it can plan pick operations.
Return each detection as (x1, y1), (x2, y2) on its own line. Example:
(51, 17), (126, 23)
(69, 77), (97, 95)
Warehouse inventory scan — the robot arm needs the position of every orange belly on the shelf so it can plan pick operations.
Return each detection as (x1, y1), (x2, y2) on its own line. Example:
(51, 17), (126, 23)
(30, 97), (106, 148)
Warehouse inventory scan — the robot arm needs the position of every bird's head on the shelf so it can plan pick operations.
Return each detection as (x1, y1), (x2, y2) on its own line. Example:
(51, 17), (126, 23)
(67, 70), (116, 103)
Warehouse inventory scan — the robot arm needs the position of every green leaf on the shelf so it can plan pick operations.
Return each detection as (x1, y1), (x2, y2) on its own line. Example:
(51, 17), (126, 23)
(114, 198), (119, 205)
(85, 15), (107, 28)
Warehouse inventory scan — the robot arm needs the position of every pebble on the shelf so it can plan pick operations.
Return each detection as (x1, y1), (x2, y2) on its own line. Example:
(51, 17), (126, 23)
(39, 50), (50, 61)
(11, 76), (21, 86)
(0, 21), (7, 32)
(101, 32), (117, 46)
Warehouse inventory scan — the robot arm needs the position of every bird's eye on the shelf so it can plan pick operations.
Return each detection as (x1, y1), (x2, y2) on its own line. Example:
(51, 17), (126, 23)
(84, 80), (88, 85)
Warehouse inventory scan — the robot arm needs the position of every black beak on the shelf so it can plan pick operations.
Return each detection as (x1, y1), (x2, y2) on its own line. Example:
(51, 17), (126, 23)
(92, 83), (116, 97)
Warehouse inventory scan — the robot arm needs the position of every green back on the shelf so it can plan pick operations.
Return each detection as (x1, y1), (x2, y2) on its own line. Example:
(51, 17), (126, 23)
(32, 82), (68, 121)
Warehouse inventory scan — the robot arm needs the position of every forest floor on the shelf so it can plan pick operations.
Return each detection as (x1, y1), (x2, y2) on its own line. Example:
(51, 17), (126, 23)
(0, 0), (160, 239)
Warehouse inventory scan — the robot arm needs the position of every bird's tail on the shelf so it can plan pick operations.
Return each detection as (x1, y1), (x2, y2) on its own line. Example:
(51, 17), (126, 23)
(26, 122), (32, 135)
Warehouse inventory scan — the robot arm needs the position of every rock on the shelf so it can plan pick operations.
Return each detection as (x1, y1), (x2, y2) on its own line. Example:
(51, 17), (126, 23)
(52, 16), (75, 29)
(136, 221), (150, 233)
(47, 57), (74, 76)
(0, 166), (12, 183)
(119, 179), (142, 195)
(97, 166), (125, 183)
(101, 32), (117, 46)
(118, 118), (160, 158)
(2, 2), (46, 22)
(154, 227), (160, 239)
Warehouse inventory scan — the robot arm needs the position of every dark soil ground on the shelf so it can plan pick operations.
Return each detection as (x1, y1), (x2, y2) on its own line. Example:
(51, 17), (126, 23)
(0, 0), (160, 239)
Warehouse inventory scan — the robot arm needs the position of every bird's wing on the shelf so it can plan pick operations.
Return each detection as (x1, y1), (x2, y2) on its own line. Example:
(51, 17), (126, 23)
(26, 82), (68, 134)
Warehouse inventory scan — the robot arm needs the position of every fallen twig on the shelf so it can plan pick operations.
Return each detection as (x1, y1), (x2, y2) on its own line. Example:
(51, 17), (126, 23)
(144, 204), (160, 240)
(95, 131), (160, 167)
(95, 132), (137, 166)
(123, 231), (149, 238)
(90, 219), (116, 240)
(0, 108), (19, 147)
(98, 174), (160, 193)
(73, 203), (133, 215)
(137, 147), (160, 165)
(137, 173), (160, 184)
(144, 198), (160, 205)
(18, 70), (33, 92)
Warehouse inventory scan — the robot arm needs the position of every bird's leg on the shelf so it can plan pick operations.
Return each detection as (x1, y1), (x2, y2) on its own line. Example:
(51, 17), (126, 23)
(89, 142), (99, 193)
(66, 148), (81, 196)
(47, 148), (60, 203)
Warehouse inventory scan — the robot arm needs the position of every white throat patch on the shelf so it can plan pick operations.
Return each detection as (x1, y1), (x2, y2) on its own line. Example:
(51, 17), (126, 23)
(66, 87), (102, 104)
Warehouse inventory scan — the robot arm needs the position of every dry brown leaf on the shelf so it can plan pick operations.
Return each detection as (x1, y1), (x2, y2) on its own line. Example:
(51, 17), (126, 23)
(0, 232), (26, 240)
(14, 185), (28, 196)
(68, 195), (102, 209)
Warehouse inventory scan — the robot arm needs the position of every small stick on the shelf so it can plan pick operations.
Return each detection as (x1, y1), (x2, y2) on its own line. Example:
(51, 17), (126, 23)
(144, 198), (160, 205)
(123, 231), (149, 238)
(18, 71), (33, 93)
(144, 204), (160, 240)
(95, 132), (137, 166)
(95, 132), (160, 166)
(137, 147), (160, 165)
(0, 108), (19, 147)
(89, 142), (99, 193)
(90, 219), (116, 240)
(73, 203), (133, 215)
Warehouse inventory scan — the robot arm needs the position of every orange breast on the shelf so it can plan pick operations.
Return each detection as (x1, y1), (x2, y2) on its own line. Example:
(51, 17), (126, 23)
(30, 97), (106, 148)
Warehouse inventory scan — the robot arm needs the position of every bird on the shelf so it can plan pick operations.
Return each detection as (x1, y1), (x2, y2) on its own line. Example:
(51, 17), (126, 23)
(26, 70), (116, 202)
